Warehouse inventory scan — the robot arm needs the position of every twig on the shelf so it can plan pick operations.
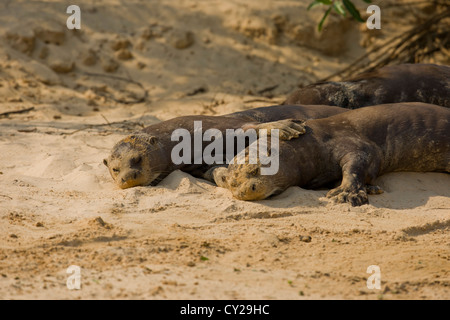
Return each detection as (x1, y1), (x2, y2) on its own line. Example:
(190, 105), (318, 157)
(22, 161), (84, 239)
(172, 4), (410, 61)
(80, 71), (148, 104)
(95, 91), (147, 105)
(186, 87), (207, 96)
(80, 71), (144, 87)
(384, 0), (450, 8)
(243, 98), (282, 104)
(0, 107), (35, 118)
(319, 7), (450, 82)
(62, 120), (144, 135)
(100, 114), (112, 127)
(257, 84), (279, 95)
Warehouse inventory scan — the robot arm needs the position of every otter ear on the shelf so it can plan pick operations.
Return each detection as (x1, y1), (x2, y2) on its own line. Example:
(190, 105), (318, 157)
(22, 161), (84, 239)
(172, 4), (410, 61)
(249, 167), (260, 176)
(103, 159), (108, 167)
(149, 136), (158, 145)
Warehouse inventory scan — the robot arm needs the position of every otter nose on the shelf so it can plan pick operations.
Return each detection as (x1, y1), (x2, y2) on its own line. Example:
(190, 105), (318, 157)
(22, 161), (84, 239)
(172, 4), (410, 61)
(120, 170), (139, 185)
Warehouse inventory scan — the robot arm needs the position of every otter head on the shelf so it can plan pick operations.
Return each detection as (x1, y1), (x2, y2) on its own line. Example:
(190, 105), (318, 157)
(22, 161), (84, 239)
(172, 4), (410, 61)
(103, 133), (165, 189)
(223, 163), (281, 201)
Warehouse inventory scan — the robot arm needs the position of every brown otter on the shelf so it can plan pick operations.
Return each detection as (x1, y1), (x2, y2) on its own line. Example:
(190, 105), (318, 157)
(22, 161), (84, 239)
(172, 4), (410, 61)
(283, 64), (450, 108)
(103, 104), (348, 189)
(212, 103), (450, 206)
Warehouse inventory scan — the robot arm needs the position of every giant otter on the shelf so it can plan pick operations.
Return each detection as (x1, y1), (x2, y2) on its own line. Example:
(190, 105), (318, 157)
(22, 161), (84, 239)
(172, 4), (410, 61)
(212, 103), (450, 206)
(283, 64), (450, 108)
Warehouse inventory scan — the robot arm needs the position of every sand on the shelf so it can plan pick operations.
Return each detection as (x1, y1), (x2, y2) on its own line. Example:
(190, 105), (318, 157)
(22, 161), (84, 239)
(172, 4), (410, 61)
(0, 0), (449, 300)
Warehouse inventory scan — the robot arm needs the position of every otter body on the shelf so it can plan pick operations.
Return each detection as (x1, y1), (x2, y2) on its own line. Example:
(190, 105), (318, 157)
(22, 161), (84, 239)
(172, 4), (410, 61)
(283, 64), (450, 108)
(214, 103), (450, 206)
(104, 104), (348, 188)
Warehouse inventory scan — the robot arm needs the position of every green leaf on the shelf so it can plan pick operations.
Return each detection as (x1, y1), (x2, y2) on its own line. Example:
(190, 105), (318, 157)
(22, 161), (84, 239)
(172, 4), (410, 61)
(307, 0), (321, 10)
(318, 7), (332, 32)
(343, 0), (365, 22)
(307, 0), (333, 11)
(362, 0), (372, 3)
(333, 1), (346, 16)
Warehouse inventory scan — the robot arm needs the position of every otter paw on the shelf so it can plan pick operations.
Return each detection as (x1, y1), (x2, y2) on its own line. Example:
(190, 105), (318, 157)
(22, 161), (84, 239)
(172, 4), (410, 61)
(203, 167), (216, 182)
(366, 184), (384, 195)
(274, 119), (306, 140)
(326, 187), (369, 206)
(211, 166), (229, 188)
(256, 119), (306, 141)
(203, 165), (227, 183)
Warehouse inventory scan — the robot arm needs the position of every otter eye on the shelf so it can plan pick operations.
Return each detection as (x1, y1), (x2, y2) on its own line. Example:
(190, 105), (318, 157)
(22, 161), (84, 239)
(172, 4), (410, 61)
(130, 156), (142, 166)
(112, 168), (120, 173)
(251, 184), (257, 191)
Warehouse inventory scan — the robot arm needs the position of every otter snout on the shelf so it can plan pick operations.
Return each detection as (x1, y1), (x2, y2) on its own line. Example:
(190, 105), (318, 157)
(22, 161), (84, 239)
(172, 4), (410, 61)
(232, 179), (267, 201)
(117, 169), (142, 189)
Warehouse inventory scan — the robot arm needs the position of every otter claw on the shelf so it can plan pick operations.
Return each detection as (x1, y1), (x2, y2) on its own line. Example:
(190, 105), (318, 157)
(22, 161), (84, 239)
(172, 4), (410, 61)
(253, 119), (306, 141)
(366, 184), (384, 195)
(273, 120), (306, 140)
(327, 187), (369, 206)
